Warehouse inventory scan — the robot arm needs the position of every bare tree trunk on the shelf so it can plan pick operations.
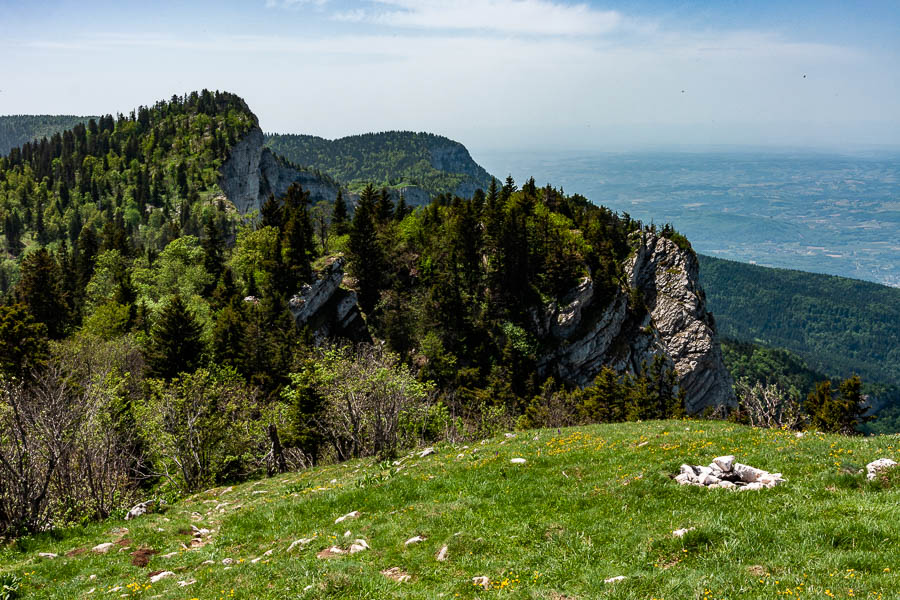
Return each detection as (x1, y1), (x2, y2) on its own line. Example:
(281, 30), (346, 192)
(267, 423), (287, 475)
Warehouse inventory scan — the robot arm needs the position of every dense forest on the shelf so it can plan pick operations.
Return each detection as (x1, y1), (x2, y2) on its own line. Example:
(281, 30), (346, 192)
(0, 115), (94, 156)
(699, 254), (900, 386)
(264, 131), (493, 196)
(0, 92), (700, 537)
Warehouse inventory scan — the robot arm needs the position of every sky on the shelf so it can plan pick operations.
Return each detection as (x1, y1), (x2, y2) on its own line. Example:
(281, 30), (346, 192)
(1, 0), (899, 152)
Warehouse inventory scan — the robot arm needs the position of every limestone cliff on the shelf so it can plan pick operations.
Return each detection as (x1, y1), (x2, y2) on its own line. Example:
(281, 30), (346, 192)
(219, 127), (341, 214)
(537, 232), (734, 413)
(288, 256), (370, 343)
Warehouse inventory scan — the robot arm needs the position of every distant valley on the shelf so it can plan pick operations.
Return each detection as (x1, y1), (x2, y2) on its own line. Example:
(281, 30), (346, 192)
(476, 149), (900, 287)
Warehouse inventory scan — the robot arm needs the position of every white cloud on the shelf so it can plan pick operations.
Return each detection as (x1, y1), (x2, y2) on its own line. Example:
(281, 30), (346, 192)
(265, 0), (330, 9)
(343, 0), (622, 36)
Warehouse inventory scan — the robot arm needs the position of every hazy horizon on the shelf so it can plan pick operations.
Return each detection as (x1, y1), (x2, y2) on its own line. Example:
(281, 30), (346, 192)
(2, 0), (899, 152)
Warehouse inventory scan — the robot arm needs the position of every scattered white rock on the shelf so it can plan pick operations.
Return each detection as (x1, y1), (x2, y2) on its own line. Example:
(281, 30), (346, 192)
(335, 510), (360, 524)
(419, 447), (435, 458)
(304, 584), (315, 592)
(472, 576), (490, 590)
(604, 576), (626, 583)
(504, 433), (517, 439)
(252, 490), (267, 495)
(149, 571), (175, 583)
(177, 580), (196, 587)
(222, 558), (235, 565)
(866, 458), (898, 481)
(38, 552), (58, 559)
(91, 543), (114, 554)
(251, 549), (274, 563)
(672, 527), (695, 538)
(381, 567), (412, 583)
(90, 575), (97, 580)
(795, 432), (805, 438)
(201, 560), (214, 565)
(676, 457), (784, 490)
(343, 530), (351, 538)
(349, 539), (369, 554)
(287, 538), (314, 552)
(713, 455), (735, 472)
(404, 535), (426, 546)
(125, 500), (154, 521)
(510, 458), (527, 465)
(86, 588), (95, 595)
(436, 545), (449, 561)
(161, 552), (178, 559)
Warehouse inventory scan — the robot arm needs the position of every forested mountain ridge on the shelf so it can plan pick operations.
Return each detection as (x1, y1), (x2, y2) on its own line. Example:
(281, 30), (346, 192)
(699, 254), (900, 387)
(0, 115), (95, 156)
(264, 131), (494, 202)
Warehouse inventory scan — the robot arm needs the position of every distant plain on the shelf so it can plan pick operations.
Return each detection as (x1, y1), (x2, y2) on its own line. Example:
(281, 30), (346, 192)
(477, 150), (900, 287)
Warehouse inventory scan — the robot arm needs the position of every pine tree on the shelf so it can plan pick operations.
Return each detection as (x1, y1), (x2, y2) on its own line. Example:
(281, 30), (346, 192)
(14, 248), (70, 338)
(145, 295), (205, 380)
(348, 183), (383, 313)
(0, 303), (49, 380)
(331, 189), (349, 235)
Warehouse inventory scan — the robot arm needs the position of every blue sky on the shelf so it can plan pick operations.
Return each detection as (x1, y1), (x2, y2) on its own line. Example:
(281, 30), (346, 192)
(1, 0), (899, 151)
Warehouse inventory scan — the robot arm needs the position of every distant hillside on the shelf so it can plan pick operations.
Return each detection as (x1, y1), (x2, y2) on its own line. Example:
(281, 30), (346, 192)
(699, 254), (900, 386)
(264, 131), (494, 200)
(0, 115), (94, 155)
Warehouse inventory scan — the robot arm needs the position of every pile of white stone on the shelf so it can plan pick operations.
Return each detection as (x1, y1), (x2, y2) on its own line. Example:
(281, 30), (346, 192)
(675, 455), (785, 490)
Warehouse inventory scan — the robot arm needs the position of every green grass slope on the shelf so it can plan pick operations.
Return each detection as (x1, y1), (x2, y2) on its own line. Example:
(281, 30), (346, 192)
(699, 254), (900, 386)
(4, 420), (900, 599)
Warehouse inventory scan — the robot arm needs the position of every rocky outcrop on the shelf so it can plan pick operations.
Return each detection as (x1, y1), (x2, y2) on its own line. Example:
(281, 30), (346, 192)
(288, 256), (369, 343)
(219, 127), (341, 214)
(537, 232), (734, 413)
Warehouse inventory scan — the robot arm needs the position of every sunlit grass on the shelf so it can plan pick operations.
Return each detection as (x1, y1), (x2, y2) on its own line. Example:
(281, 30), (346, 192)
(3, 420), (900, 598)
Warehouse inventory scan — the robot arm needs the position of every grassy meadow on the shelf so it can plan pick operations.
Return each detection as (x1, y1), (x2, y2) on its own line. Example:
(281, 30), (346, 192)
(3, 420), (900, 599)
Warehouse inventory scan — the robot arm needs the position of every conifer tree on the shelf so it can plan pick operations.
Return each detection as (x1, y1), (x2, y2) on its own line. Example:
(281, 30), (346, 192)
(14, 248), (70, 338)
(348, 183), (383, 313)
(331, 189), (349, 235)
(145, 295), (205, 380)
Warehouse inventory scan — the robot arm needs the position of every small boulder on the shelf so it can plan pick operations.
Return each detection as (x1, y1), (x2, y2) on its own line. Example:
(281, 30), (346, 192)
(349, 539), (369, 554)
(604, 576), (626, 583)
(288, 538), (314, 552)
(91, 543), (114, 554)
(125, 500), (155, 521)
(472, 576), (490, 590)
(404, 536), (426, 546)
(335, 510), (360, 524)
(510, 458), (527, 464)
(149, 571), (175, 583)
(866, 458), (898, 481)
(672, 527), (695, 538)
(38, 552), (58, 559)
(436, 545), (449, 561)
(419, 447), (435, 458)
(732, 463), (765, 483)
(713, 455), (735, 472)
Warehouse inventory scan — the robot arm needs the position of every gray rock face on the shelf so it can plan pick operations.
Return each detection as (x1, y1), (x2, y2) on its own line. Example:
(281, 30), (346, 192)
(538, 232), (734, 413)
(289, 256), (370, 343)
(219, 127), (341, 214)
(628, 233), (735, 412)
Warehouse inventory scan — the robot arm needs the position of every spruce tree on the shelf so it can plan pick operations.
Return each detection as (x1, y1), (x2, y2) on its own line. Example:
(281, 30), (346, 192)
(348, 183), (383, 313)
(146, 295), (205, 380)
(14, 248), (70, 338)
(331, 189), (349, 235)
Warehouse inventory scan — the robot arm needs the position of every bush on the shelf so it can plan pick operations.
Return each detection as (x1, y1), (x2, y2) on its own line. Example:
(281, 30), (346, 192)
(283, 344), (434, 461)
(135, 367), (263, 493)
(735, 379), (805, 430)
